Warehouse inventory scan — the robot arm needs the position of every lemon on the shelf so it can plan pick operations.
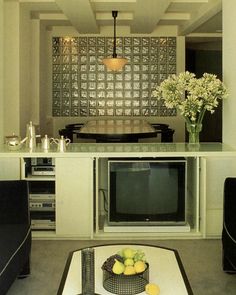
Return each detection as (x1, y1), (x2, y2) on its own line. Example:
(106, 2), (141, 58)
(134, 260), (146, 273)
(123, 265), (136, 275)
(145, 283), (160, 295)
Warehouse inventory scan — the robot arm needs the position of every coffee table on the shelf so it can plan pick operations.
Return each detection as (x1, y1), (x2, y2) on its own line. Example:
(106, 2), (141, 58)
(57, 244), (193, 295)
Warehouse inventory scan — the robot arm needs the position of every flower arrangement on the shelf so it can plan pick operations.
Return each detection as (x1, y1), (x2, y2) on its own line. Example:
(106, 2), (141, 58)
(152, 71), (228, 125)
(152, 71), (228, 143)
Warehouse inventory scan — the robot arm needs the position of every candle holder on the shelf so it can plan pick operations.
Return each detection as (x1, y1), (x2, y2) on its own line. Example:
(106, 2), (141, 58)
(81, 248), (95, 295)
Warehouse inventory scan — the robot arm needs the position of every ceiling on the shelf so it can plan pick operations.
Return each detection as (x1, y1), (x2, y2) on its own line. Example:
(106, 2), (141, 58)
(19, 0), (222, 36)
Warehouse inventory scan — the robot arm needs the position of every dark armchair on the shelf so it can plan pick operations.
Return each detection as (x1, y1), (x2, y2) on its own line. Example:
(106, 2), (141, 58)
(222, 177), (236, 273)
(0, 180), (31, 294)
(151, 123), (175, 142)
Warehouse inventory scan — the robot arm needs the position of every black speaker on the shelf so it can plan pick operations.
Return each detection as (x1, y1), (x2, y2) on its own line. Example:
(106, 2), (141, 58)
(222, 177), (236, 273)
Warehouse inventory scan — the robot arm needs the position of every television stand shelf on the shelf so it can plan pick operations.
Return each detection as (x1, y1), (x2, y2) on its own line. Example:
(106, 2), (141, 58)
(103, 223), (191, 233)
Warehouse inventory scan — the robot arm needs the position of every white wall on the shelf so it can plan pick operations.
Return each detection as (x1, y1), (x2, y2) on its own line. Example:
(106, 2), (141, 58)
(223, 0), (236, 147)
(19, 4), (35, 136)
(4, 1), (20, 136)
(3, 3), (40, 138)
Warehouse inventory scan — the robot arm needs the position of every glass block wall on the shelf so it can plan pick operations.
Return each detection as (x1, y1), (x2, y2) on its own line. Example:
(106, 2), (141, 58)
(52, 37), (177, 117)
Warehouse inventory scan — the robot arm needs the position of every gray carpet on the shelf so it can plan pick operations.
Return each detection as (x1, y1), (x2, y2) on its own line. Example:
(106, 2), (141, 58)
(7, 239), (236, 295)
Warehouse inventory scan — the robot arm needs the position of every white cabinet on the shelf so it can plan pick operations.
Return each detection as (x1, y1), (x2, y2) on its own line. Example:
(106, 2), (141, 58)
(20, 156), (94, 238)
(204, 157), (236, 237)
(1, 142), (235, 239)
(55, 157), (94, 238)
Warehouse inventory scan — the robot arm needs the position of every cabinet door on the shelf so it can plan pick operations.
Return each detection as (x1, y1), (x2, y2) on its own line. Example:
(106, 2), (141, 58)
(0, 158), (20, 180)
(55, 157), (93, 237)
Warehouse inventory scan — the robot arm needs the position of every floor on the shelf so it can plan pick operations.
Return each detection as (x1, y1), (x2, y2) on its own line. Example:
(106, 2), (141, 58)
(7, 239), (236, 295)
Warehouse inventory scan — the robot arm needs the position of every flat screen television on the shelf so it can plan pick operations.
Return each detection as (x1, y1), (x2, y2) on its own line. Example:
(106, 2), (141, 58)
(108, 158), (187, 226)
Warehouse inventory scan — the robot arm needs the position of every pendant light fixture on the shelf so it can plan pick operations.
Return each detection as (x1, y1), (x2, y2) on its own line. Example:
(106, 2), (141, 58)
(102, 11), (128, 71)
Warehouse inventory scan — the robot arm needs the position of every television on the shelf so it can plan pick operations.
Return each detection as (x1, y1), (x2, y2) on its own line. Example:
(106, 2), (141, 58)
(108, 158), (187, 226)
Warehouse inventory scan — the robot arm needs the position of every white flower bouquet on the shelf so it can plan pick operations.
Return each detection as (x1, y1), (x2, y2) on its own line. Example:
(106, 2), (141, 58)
(152, 71), (228, 125)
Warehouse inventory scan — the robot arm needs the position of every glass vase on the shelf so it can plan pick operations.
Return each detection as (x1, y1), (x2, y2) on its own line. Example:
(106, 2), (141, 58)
(186, 123), (202, 144)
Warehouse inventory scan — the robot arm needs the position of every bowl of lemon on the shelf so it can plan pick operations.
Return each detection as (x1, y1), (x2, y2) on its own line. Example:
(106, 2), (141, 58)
(102, 247), (149, 295)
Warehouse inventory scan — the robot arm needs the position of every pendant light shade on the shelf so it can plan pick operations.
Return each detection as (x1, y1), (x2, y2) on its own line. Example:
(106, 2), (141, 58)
(102, 11), (128, 71)
(102, 57), (127, 71)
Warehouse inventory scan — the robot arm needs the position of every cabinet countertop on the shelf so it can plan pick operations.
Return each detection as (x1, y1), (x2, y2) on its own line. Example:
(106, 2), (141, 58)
(0, 142), (236, 158)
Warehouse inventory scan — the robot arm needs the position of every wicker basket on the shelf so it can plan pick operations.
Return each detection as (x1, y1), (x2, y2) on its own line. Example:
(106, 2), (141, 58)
(103, 264), (149, 295)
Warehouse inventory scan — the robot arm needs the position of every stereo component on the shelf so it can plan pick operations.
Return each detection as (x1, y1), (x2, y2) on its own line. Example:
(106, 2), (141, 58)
(27, 158), (56, 231)
(31, 158), (55, 166)
(29, 201), (55, 210)
(30, 211), (55, 230)
(31, 219), (56, 230)
(31, 166), (55, 176)
(29, 193), (55, 199)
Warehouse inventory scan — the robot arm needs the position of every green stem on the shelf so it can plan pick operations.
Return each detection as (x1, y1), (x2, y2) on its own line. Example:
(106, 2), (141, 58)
(197, 109), (206, 125)
(184, 116), (192, 125)
(184, 108), (206, 125)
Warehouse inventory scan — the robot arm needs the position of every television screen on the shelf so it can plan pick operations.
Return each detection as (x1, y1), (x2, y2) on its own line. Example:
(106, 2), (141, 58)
(108, 159), (186, 226)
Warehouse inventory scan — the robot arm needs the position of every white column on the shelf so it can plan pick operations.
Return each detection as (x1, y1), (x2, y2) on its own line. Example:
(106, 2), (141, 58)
(222, 0), (236, 147)
(29, 18), (40, 126)
(176, 36), (186, 141)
